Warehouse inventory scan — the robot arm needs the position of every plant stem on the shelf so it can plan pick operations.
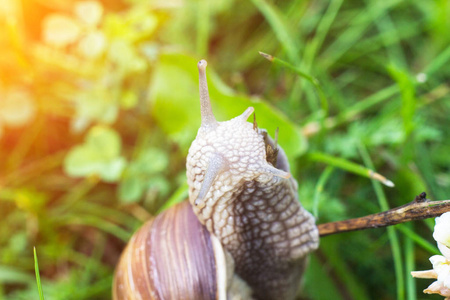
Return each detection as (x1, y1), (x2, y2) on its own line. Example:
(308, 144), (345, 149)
(318, 193), (450, 236)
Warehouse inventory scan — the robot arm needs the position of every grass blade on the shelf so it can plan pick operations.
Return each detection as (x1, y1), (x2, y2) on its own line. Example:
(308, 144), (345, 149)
(302, 0), (343, 69)
(358, 143), (405, 300)
(313, 166), (334, 219)
(425, 44), (450, 76)
(315, 0), (343, 48)
(321, 0), (402, 68)
(332, 84), (399, 127)
(307, 152), (394, 187)
(404, 228), (416, 300)
(302, 84), (400, 137)
(34, 247), (45, 300)
(260, 52), (329, 119)
(397, 224), (439, 255)
(250, 0), (300, 64)
(367, 0), (407, 69)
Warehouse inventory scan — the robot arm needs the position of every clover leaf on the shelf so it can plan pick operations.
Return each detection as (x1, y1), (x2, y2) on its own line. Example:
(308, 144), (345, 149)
(118, 148), (169, 203)
(64, 125), (126, 182)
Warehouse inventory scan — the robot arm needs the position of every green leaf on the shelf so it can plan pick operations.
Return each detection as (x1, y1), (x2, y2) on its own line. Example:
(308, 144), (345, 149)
(98, 157), (127, 182)
(64, 125), (126, 182)
(73, 89), (119, 128)
(150, 54), (200, 150)
(118, 148), (169, 203)
(86, 125), (122, 159)
(108, 40), (147, 73)
(135, 148), (169, 175)
(118, 176), (146, 203)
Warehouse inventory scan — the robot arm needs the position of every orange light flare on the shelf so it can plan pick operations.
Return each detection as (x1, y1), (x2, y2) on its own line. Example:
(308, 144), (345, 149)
(0, 0), (86, 159)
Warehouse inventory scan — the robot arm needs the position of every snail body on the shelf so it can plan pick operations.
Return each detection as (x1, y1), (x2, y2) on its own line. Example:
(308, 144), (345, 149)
(113, 60), (319, 300)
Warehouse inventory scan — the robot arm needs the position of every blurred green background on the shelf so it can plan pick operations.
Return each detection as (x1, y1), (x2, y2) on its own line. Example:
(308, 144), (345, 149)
(0, 0), (449, 299)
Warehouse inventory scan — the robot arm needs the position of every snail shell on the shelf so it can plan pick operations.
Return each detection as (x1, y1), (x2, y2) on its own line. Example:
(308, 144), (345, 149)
(113, 201), (252, 300)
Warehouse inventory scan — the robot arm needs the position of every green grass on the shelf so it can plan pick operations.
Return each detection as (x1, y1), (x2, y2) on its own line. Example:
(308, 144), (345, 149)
(359, 143), (404, 300)
(0, 0), (449, 299)
(34, 248), (45, 300)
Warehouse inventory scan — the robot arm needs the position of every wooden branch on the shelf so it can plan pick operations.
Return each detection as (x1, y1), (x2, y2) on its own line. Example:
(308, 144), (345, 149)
(318, 192), (450, 237)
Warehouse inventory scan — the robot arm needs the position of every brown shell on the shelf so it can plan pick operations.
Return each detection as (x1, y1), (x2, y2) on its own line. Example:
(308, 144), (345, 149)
(113, 201), (223, 300)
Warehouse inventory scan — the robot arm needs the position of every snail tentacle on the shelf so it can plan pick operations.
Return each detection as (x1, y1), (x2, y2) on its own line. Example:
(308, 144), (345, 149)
(195, 153), (229, 207)
(198, 59), (218, 130)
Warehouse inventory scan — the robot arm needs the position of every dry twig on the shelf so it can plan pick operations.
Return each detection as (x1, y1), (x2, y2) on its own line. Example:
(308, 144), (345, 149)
(318, 192), (450, 237)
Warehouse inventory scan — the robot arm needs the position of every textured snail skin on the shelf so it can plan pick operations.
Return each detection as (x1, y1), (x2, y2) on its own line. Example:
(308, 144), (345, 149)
(186, 60), (319, 300)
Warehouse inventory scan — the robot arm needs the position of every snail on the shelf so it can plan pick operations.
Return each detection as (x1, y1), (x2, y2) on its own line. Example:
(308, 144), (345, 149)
(113, 60), (319, 300)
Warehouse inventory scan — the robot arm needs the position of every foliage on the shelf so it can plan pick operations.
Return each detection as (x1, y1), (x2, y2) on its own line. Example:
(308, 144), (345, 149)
(0, 0), (449, 299)
(64, 125), (127, 182)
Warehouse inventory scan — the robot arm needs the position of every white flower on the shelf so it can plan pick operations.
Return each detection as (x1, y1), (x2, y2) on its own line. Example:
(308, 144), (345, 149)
(430, 255), (450, 289)
(412, 212), (450, 299)
(434, 213), (450, 249)
(424, 281), (450, 298)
